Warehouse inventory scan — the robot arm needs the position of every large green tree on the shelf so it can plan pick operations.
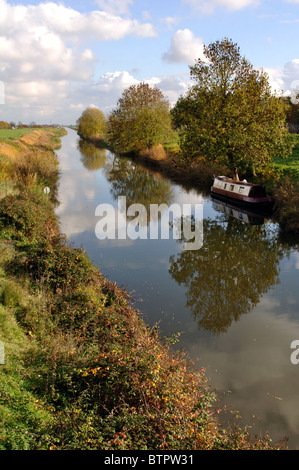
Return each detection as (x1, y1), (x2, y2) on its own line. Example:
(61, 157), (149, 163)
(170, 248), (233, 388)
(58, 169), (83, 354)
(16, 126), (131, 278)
(77, 107), (106, 142)
(172, 38), (295, 180)
(107, 82), (173, 154)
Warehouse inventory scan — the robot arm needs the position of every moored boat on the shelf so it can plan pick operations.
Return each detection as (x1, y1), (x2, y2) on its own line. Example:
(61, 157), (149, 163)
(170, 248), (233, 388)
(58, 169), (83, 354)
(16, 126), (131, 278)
(211, 176), (273, 208)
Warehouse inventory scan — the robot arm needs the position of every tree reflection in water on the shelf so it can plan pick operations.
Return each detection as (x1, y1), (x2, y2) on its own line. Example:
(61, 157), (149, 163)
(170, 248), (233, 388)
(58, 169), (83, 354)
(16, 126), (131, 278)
(169, 215), (286, 335)
(80, 144), (288, 335)
(78, 139), (107, 171)
(104, 153), (174, 224)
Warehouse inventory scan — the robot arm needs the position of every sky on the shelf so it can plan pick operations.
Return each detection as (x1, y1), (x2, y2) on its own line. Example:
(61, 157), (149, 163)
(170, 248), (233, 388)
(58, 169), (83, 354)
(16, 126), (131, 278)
(1, 0), (299, 124)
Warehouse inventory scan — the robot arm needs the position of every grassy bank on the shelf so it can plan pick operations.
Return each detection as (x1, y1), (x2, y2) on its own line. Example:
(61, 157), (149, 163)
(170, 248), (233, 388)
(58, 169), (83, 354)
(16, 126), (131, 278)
(269, 135), (299, 233)
(0, 128), (285, 450)
(272, 135), (299, 181)
(0, 128), (38, 141)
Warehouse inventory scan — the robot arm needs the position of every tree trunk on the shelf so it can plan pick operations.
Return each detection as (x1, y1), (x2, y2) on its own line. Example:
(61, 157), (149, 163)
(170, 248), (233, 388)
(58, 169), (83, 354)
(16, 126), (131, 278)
(233, 167), (239, 181)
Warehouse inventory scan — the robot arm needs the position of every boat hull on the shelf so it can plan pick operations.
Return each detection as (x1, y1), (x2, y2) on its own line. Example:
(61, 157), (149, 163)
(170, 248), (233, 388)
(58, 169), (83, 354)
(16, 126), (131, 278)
(211, 186), (273, 207)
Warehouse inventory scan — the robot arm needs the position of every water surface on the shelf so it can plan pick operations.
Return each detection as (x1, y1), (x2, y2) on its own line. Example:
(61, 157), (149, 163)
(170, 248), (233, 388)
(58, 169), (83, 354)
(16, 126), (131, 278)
(55, 128), (299, 449)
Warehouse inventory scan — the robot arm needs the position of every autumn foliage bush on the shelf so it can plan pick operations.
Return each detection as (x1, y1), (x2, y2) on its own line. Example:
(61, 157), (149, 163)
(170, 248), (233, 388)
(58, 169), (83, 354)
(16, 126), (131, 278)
(0, 190), (59, 243)
(139, 144), (167, 161)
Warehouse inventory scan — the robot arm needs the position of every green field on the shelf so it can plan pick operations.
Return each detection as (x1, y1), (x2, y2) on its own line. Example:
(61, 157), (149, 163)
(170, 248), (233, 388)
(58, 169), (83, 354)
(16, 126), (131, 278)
(272, 134), (299, 180)
(0, 128), (37, 141)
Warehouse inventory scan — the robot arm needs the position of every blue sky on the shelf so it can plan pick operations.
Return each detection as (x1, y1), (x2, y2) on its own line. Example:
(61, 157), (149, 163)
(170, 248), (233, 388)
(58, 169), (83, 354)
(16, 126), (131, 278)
(1, 0), (299, 124)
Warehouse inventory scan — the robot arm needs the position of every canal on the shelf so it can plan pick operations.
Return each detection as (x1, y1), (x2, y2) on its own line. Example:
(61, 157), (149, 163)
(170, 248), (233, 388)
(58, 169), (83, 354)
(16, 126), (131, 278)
(55, 128), (299, 449)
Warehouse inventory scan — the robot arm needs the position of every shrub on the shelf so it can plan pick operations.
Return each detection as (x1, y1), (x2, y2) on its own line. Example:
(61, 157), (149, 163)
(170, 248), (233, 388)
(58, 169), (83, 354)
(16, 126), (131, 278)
(139, 144), (167, 161)
(273, 177), (299, 233)
(13, 149), (59, 190)
(0, 279), (23, 308)
(0, 190), (59, 243)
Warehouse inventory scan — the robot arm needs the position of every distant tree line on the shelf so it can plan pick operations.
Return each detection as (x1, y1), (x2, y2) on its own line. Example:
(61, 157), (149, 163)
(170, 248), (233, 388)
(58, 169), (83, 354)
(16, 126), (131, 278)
(0, 121), (11, 129)
(0, 121), (63, 129)
(76, 38), (296, 181)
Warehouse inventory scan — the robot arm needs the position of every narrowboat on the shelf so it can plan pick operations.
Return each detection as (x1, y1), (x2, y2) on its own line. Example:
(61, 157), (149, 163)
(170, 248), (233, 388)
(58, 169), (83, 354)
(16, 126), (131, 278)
(211, 176), (273, 209)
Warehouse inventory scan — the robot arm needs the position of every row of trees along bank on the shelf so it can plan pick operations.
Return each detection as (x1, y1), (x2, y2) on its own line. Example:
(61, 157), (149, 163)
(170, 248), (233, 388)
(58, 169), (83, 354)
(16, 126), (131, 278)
(77, 38), (296, 180)
(77, 82), (174, 160)
(76, 38), (299, 232)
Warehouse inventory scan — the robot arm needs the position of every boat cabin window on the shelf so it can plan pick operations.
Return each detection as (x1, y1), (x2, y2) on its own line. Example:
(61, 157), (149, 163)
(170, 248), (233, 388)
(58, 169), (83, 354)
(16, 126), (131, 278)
(249, 186), (266, 197)
(224, 183), (227, 189)
(239, 186), (245, 194)
(230, 185), (234, 191)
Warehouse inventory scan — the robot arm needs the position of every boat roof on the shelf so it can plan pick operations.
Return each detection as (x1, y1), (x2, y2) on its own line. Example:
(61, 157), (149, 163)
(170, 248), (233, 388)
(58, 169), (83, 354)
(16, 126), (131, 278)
(215, 175), (262, 187)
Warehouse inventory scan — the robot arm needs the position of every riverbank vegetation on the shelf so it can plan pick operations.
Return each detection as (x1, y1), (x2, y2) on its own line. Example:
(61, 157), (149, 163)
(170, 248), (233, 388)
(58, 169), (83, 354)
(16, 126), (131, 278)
(0, 128), (285, 450)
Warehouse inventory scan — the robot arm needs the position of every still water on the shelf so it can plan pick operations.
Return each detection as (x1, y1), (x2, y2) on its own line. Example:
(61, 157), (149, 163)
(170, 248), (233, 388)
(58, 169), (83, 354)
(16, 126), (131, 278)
(55, 128), (299, 449)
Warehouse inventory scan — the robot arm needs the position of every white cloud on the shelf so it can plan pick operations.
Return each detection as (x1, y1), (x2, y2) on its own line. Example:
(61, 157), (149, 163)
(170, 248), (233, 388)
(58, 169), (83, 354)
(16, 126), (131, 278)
(0, 0), (157, 123)
(97, 70), (139, 90)
(162, 29), (205, 64)
(260, 61), (299, 98)
(1, 1), (156, 41)
(0, 1), (156, 84)
(183, 0), (259, 14)
(1, 64), (191, 125)
(5, 79), (72, 122)
(77, 71), (191, 117)
(264, 67), (285, 94)
(95, 0), (134, 16)
(57, 71), (141, 121)
(283, 59), (299, 87)
(144, 74), (192, 107)
(280, 59), (299, 101)
(92, 71), (139, 111)
(160, 16), (180, 30)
